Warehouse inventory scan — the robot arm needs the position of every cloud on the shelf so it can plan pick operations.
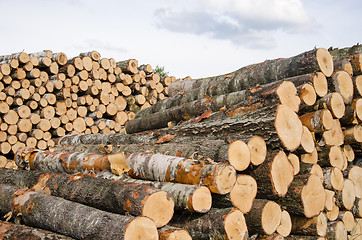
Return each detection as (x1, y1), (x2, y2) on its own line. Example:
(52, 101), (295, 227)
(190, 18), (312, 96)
(154, 0), (312, 48)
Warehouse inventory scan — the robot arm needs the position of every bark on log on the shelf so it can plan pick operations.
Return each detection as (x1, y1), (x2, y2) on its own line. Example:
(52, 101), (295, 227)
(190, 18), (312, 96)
(0, 221), (74, 240)
(0, 168), (174, 228)
(171, 208), (248, 240)
(291, 212), (328, 236)
(276, 174), (325, 218)
(0, 184), (158, 240)
(158, 226), (192, 240)
(326, 221), (347, 240)
(244, 199), (282, 235)
(97, 170), (212, 214)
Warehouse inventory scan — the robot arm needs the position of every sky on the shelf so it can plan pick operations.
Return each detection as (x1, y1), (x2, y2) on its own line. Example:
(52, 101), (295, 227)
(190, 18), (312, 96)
(0, 0), (361, 79)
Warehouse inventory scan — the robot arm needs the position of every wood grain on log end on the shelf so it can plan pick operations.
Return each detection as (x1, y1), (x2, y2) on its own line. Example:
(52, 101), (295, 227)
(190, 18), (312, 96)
(288, 153), (300, 175)
(276, 210), (292, 237)
(327, 202), (339, 221)
(143, 191), (174, 228)
(124, 217), (159, 240)
(275, 104), (303, 151)
(187, 185), (212, 213)
(331, 70), (354, 104)
(300, 126), (315, 153)
(302, 175), (326, 218)
(299, 83), (317, 106)
(316, 48), (334, 77)
(321, 119), (344, 147)
(158, 226), (192, 240)
(228, 140), (251, 171)
(348, 166), (361, 198)
(224, 208), (248, 240)
(277, 81), (301, 112)
(271, 150), (294, 197)
(248, 136), (267, 166)
(230, 175), (257, 214)
(207, 163), (237, 195)
(312, 72), (328, 97)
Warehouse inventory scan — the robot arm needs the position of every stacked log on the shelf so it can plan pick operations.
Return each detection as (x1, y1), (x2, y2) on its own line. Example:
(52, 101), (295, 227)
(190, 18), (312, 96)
(51, 45), (362, 239)
(1, 44), (362, 239)
(0, 50), (177, 158)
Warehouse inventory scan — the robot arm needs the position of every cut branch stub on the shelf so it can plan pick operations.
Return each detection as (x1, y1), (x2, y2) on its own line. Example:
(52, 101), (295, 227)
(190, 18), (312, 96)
(274, 104), (303, 151)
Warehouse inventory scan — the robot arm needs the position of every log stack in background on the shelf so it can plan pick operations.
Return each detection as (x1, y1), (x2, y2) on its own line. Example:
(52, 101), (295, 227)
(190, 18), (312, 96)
(0, 50), (179, 159)
(1, 44), (362, 239)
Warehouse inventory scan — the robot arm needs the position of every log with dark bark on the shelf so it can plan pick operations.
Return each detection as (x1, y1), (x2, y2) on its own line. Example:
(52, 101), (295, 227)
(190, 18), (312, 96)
(158, 225), (192, 240)
(0, 221), (74, 240)
(290, 213), (328, 237)
(0, 184), (158, 240)
(170, 208), (248, 240)
(0, 168), (174, 228)
(326, 221), (348, 240)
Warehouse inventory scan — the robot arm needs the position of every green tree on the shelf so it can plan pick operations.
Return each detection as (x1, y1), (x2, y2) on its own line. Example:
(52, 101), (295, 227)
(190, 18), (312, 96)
(154, 65), (169, 78)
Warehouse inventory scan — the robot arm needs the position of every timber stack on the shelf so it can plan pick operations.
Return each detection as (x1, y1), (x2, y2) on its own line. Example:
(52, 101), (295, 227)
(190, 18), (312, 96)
(0, 50), (179, 159)
(0, 44), (361, 239)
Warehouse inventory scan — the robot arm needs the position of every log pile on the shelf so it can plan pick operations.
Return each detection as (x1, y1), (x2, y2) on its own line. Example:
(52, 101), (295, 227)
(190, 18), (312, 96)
(0, 50), (177, 158)
(0, 45), (362, 239)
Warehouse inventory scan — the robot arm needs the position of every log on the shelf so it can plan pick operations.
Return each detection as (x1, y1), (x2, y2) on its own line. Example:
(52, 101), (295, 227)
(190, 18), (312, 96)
(0, 184), (158, 240)
(158, 226), (192, 240)
(323, 167), (344, 192)
(117, 59), (138, 74)
(276, 210), (292, 237)
(244, 199), (282, 235)
(0, 168), (173, 228)
(330, 70), (354, 104)
(171, 208), (248, 240)
(167, 48), (333, 99)
(348, 166), (362, 198)
(291, 212), (328, 236)
(98, 171), (211, 214)
(338, 211), (355, 232)
(299, 109), (334, 133)
(326, 221), (347, 240)
(277, 174), (325, 218)
(0, 221), (73, 240)
(335, 179), (356, 210)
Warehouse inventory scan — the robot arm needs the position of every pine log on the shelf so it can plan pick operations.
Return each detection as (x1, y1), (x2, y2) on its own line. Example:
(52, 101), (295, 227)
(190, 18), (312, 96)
(167, 48), (333, 99)
(0, 184), (158, 240)
(0, 168), (173, 228)
(277, 174), (325, 218)
(291, 212), (328, 236)
(98, 171), (211, 213)
(171, 208), (248, 240)
(0, 221), (73, 240)
(245, 199), (282, 235)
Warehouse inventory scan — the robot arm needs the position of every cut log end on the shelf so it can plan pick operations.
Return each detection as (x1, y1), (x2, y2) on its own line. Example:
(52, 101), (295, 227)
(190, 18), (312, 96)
(228, 140), (251, 171)
(159, 228), (192, 240)
(271, 150), (294, 197)
(277, 81), (301, 112)
(316, 48), (334, 77)
(188, 186), (212, 213)
(332, 70), (354, 104)
(300, 126), (315, 153)
(301, 175), (326, 218)
(329, 92), (345, 119)
(224, 209), (248, 240)
(275, 104), (303, 151)
(288, 153), (300, 175)
(230, 175), (257, 214)
(142, 191), (174, 228)
(348, 166), (361, 198)
(300, 83), (317, 106)
(247, 136), (267, 166)
(213, 164), (237, 195)
(312, 72), (328, 97)
(124, 217), (158, 240)
(341, 179), (356, 210)
(262, 201), (282, 235)
(276, 210), (292, 237)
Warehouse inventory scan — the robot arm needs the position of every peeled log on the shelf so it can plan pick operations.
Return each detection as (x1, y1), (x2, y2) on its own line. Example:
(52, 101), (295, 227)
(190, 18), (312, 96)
(0, 184), (159, 240)
(171, 208), (248, 240)
(0, 168), (174, 228)
(277, 174), (325, 218)
(244, 199), (282, 235)
(0, 221), (73, 240)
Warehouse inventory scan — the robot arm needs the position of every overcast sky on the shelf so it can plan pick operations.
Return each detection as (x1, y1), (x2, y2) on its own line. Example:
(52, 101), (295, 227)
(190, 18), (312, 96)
(0, 0), (361, 79)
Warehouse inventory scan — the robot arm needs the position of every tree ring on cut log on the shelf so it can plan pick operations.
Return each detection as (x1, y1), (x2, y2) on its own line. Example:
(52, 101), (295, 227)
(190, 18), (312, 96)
(230, 175), (257, 214)
(316, 48), (334, 77)
(213, 164), (237, 195)
(301, 175), (326, 218)
(224, 209), (248, 240)
(329, 92), (345, 119)
(312, 72), (328, 97)
(332, 70), (354, 104)
(300, 126), (315, 153)
(142, 191), (174, 228)
(276, 81), (300, 112)
(262, 201), (282, 235)
(247, 136), (267, 166)
(271, 150), (294, 197)
(228, 140), (250, 171)
(189, 186), (212, 213)
(124, 216), (158, 240)
(300, 83), (317, 106)
(275, 104), (303, 151)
